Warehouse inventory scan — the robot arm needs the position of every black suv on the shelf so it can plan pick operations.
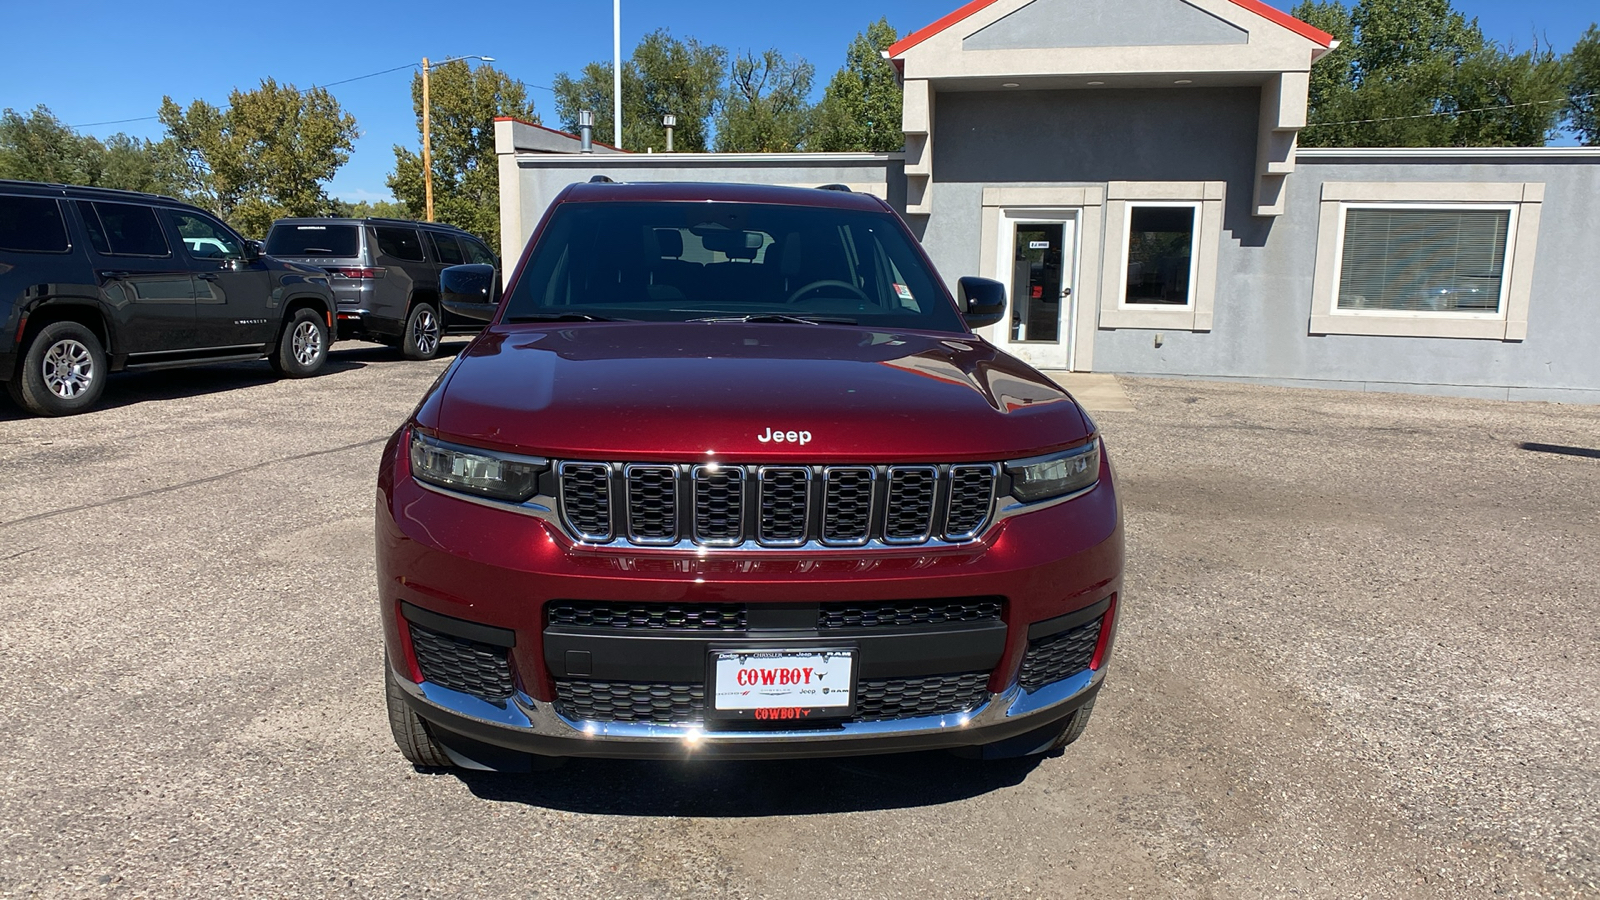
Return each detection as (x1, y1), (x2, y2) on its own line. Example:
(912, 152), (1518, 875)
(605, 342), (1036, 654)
(0, 180), (336, 416)
(264, 217), (497, 360)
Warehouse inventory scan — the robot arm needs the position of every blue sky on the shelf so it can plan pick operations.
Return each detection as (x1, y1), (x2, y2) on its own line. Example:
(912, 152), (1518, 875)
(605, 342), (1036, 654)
(5, 0), (1594, 202)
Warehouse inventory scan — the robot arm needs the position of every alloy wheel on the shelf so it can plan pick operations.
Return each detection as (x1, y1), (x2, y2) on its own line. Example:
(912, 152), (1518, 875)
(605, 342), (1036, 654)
(414, 309), (439, 357)
(292, 320), (323, 366)
(42, 339), (94, 399)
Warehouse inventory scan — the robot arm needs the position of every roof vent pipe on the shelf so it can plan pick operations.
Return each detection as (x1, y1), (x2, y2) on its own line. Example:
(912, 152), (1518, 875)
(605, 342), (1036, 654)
(578, 110), (595, 154)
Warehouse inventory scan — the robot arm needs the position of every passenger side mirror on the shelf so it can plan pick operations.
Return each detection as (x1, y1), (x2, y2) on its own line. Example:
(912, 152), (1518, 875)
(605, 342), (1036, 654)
(958, 276), (1007, 329)
(441, 264), (500, 322)
(243, 240), (262, 261)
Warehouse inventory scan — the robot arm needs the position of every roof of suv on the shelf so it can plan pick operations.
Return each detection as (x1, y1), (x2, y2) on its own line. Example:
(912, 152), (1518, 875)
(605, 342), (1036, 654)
(557, 181), (891, 212)
(0, 178), (187, 207)
(272, 216), (476, 235)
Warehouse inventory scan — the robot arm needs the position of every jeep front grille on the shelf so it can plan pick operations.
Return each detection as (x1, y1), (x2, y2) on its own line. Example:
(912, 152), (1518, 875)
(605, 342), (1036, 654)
(556, 462), (995, 548)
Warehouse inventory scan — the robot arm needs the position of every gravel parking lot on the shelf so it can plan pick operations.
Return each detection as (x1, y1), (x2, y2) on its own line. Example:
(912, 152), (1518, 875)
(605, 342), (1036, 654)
(1, 343), (1595, 899)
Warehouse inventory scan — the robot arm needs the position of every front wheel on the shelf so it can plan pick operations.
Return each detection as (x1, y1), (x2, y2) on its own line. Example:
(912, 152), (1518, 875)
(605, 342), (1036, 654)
(270, 309), (328, 377)
(401, 303), (441, 361)
(385, 667), (454, 768)
(8, 321), (108, 416)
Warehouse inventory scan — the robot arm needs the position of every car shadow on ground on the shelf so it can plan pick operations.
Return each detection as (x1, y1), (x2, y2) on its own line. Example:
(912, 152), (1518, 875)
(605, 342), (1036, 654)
(0, 341), (468, 422)
(454, 750), (1044, 817)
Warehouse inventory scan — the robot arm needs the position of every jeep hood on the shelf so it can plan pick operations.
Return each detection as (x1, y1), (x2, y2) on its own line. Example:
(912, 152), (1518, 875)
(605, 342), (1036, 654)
(425, 323), (1090, 462)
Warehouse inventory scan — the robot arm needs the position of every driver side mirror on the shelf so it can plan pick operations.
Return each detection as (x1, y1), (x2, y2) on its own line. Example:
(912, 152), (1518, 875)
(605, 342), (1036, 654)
(441, 264), (500, 322)
(958, 276), (1007, 329)
(243, 240), (262, 261)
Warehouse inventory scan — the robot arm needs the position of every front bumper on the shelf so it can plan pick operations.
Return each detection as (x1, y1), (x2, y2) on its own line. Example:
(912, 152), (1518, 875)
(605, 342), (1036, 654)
(392, 660), (1104, 763)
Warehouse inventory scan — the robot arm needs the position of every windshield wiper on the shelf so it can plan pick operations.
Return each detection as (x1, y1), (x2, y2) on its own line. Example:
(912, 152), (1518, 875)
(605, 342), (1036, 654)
(689, 314), (857, 325)
(506, 313), (625, 322)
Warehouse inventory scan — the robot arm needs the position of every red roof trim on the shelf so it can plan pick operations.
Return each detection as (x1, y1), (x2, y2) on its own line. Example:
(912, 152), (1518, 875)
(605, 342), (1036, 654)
(887, 0), (1003, 57)
(887, 0), (1333, 58)
(492, 116), (626, 152)
(1224, 0), (1333, 46)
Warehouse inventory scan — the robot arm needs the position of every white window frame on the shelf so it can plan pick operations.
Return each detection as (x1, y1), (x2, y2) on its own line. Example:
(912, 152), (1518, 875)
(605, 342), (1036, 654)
(1310, 182), (1543, 341)
(1118, 200), (1202, 311)
(1098, 181), (1224, 332)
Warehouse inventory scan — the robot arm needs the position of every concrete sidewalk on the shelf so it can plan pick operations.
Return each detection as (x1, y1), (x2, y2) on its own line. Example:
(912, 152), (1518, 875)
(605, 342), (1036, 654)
(1040, 371), (1135, 413)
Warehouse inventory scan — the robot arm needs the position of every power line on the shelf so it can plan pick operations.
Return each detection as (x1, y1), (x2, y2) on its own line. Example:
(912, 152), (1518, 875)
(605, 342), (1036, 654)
(64, 58), (545, 130)
(1304, 92), (1596, 128)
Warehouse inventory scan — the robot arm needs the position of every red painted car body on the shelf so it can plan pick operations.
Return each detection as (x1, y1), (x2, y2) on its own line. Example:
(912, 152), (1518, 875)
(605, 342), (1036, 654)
(377, 182), (1123, 768)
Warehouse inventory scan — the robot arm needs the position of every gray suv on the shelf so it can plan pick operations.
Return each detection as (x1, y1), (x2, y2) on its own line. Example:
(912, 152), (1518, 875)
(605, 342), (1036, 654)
(264, 217), (498, 359)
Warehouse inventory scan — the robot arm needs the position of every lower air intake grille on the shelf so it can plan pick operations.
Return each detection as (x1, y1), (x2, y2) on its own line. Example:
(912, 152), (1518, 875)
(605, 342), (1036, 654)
(408, 622), (515, 701)
(817, 598), (1002, 629)
(855, 672), (991, 721)
(1018, 619), (1102, 691)
(555, 679), (705, 725)
(547, 601), (748, 631)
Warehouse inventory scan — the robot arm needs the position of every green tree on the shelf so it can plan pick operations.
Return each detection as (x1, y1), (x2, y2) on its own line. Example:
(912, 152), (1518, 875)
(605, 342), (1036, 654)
(389, 60), (536, 245)
(331, 198), (411, 219)
(159, 79), (358, 236)
(1569, 25), (1600, 145)
(0, 105), (176, 194)
(715, 50), (815, 152)
(1294, 0), (1569, 147)
(809, 19), (904, 152)
(552, 29), (727, 151)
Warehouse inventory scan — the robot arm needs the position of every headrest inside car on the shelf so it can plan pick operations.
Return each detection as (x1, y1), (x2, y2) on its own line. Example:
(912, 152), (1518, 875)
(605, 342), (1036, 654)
(653, 228), (683, 258)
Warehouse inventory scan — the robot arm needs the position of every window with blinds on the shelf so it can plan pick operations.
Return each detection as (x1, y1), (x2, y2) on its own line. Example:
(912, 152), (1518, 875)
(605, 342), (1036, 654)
(1336, 207), (1511, 314)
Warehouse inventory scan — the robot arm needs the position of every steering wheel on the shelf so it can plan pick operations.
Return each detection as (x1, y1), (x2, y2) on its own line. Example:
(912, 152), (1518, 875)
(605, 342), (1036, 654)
(786, 279), (871, 304)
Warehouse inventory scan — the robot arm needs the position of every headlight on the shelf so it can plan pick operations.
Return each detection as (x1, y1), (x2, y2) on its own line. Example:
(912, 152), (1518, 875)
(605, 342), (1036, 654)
(409, 431), (544, 502)
(1006, 440), (1100, 502)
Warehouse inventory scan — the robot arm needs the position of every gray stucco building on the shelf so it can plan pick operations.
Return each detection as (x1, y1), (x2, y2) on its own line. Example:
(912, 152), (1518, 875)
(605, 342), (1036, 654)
(496, 0), (1600, 403)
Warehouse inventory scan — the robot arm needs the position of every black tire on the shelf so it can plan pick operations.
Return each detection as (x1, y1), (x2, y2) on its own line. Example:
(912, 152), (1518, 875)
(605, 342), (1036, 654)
(269, 308), (329, 377)
(9, 320), (108, 417)
(1043, 696), (1097, 754)
(401, 302), (441, 361)
(385, 666), (454, 768)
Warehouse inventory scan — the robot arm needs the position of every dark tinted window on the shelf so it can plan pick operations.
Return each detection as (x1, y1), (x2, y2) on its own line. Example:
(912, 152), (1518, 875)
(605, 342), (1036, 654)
(462, 237), (496, 266)
(169, 211), (244, 260)
(372, 226), (424, 261)
(428, 232), (464, 265)
(266, 222), (360, 257)
(0, 195), (70, 253)
(88, 201), (170, 257)
(76, 201), (110, 254)
(503, 201), (960, 330)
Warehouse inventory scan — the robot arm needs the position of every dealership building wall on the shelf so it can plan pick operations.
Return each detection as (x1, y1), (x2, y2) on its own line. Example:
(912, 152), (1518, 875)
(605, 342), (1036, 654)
(494, 0), (1600, 403)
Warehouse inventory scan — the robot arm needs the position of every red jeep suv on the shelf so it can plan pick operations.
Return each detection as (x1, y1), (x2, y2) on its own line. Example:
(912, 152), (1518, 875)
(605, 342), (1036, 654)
(376, 182), (1123, 769)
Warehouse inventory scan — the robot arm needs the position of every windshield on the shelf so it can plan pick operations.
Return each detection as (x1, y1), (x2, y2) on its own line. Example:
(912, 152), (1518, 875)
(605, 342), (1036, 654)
(502, 201), (964, 331)
(265, 222), (360, 257)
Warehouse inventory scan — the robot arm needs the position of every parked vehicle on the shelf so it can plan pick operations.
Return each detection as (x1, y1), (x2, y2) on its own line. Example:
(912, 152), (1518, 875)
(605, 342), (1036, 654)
(264, 217), (498, 360)
(377, 182), (1124, 769)
(0, 180), (336, 417)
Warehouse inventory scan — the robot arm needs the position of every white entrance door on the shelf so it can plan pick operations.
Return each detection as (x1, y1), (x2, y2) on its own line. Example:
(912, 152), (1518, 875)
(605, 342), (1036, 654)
(993, 211), (1078, 370)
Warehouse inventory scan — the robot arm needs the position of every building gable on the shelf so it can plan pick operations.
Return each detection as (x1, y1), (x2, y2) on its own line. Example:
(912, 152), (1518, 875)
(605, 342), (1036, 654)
(963, 0), (1247, 51)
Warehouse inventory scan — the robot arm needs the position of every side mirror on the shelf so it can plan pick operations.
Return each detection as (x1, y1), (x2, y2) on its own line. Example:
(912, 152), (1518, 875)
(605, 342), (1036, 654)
(958, 276), (1007, 329)
(441, 263), (500, 322)
(243, 240), (263, 261)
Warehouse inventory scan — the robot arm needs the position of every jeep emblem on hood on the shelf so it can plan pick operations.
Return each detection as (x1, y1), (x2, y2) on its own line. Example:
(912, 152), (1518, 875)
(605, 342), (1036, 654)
(758, 427), (812, 445)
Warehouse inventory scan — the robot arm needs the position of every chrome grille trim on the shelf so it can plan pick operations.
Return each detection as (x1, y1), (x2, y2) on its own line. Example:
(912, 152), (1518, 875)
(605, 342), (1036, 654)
(692, 464), (745, 546)
(757, 466), (811, 547)
(820, 466), (876, 546)
(558, 462), (613, 542)
(945, 464), (998, 541)
(882, 465), (939, 544)
(507, 461), (1018, 550)
(624, 464), (678, 545)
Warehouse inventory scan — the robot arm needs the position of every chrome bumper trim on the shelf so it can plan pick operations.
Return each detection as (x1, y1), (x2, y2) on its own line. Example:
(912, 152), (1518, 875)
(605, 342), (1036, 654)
(395, 665), (1102, 746)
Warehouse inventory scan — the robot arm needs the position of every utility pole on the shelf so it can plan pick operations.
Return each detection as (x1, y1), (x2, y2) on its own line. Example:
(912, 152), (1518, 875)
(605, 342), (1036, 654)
(421, 56), (434, 222)
(613, 0), (622, 148)
(417, 55), (492, 224)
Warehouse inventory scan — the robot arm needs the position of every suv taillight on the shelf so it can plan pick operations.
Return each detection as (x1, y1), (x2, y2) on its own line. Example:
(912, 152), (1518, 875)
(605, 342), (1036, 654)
(326, 266), (385, 279)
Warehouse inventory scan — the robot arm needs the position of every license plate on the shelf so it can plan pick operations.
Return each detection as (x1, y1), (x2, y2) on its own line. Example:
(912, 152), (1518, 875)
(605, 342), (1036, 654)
(710, 649), (855, 719)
